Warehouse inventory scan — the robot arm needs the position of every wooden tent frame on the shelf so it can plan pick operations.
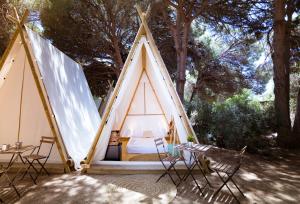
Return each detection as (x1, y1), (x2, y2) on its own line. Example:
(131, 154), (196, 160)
(83, 5), (198, 169)
(1, 9), (71, 172)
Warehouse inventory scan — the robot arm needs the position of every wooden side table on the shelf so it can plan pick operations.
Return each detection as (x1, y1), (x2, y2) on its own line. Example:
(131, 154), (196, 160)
(119, 137), (130, 161)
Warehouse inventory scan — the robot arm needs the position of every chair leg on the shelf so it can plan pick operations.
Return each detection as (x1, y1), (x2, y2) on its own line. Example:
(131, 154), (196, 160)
(229, 176), (245, 197)
(213, 171), (240, 203)
(156, 162), (172, 183)
(20, 165), (31, 180)
(167, 172), (177, 186)
(182, 162), (197, 181)
(157, 162), (177, 186)
(172, 165), (182, 181)
(21, 158), (38, 184)
(156, 172), (167, 183)
(37, 160), (50, 175)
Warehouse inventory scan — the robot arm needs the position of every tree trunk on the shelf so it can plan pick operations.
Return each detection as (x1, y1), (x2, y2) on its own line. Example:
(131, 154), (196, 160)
(176, 50), (187, 101)
(292, 89), (300, 146)
(111, 34), (124, 76)
(110, 15), (123, 77)
(175, 22), (190, 102)
(272, 0), (292, 147)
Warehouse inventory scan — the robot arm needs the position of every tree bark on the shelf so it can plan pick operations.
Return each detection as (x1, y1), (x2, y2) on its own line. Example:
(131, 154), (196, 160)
(109, 10), (124, 77)
(292, 89), (300, 145)
(272, 0), (292, 147)
(174, 20), (190, 102)
(164, 1), (192, 102)
(111, 33), (123, 76)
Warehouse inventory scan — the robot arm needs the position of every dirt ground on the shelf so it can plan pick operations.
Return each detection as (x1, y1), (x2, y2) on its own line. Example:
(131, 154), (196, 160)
(174, 149), (300, 203)
(1, 149), (300, 204)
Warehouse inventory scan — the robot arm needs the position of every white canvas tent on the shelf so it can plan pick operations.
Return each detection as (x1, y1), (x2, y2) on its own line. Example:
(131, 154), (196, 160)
(83, 6), (197, 170)
(0, 11), (100, 169)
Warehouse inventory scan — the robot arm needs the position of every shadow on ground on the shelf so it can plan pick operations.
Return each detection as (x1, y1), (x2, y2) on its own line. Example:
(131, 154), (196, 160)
(174, 149), (300, 204)
(1, 149), (299, 204)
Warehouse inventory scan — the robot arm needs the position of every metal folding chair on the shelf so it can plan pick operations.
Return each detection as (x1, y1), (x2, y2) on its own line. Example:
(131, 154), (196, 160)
(0, 165), (20, 199)
(154, 138), (182, 186)
(21, 136), (55, 184)
(211, 146), (247, 203)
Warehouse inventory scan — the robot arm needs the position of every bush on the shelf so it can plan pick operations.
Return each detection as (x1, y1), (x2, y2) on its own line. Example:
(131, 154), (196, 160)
(191, 90), (276, 154)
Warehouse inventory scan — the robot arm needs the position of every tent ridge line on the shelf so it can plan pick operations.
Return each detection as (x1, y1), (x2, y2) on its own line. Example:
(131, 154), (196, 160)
(14, 12), (70, 172)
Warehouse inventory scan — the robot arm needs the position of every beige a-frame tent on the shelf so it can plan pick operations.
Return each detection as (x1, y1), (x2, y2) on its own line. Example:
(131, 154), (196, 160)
(0, 11), (100, 170)
(83, 6), (197, 172)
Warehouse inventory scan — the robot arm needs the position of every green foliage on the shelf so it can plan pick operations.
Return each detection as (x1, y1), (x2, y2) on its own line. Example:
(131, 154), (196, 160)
(191, 90), (276, 154)
(187, 135), (194, 142)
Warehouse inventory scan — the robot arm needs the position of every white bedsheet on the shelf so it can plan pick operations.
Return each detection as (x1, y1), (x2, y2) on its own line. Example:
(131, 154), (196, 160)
(127, 137), (168, 154)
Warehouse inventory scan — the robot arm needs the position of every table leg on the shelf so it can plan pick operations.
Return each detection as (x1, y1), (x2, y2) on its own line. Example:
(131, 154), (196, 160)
(192, 153), (212, 188)
(6, 153), (17, 169)
(10, 153), (36, 184)
(178, 157), (204, 196)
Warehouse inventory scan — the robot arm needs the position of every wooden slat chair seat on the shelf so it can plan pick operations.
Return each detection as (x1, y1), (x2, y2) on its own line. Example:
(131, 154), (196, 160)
(211, 146), (247, 203)
(23, 154), (47, 160)
(154, 138), (182, 186)
(21, 136), (55, 184)
(211, 161), (239, 175)
(161, 155), (183, 163)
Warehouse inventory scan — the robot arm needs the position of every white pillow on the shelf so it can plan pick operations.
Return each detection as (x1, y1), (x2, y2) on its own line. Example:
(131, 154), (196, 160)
(143, 130), (153, 138)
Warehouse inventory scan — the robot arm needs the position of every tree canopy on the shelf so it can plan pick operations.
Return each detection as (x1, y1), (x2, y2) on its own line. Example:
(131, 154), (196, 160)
(0, 0), (299, 149)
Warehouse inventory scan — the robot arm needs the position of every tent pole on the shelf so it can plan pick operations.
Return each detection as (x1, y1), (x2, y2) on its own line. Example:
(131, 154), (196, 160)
(16, 55), (26, 142)
(12, 9), (70, 172)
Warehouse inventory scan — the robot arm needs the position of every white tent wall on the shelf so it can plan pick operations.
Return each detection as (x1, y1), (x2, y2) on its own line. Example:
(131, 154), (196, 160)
(92, 40), (144, 162)
(25, 28), (101, 167)
(0, 35), (61, 163)
(113, 44), (144, 130)
(144, 39), (188, 144)
(120, 72), (168, 138)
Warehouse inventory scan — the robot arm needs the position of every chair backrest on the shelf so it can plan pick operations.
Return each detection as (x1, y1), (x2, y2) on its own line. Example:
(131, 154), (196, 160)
(37, 136), (55, 158)
(238, 146), (247, 164)
(154, 138), (168, 161)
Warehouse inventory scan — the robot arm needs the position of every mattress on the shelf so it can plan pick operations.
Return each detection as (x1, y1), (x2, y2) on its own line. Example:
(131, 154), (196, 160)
(127, 137), (168, 154)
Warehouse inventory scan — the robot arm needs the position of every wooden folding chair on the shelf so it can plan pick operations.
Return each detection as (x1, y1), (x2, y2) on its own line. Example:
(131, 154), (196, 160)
(154, 138), (182, 186)
(0, 165), (20, 199)
(21, 136), (55, 184)
(211, 146), (247, 203)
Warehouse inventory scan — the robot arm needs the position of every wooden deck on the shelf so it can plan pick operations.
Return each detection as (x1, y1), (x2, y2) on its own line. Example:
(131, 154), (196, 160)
(85, 161), (188, 174)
